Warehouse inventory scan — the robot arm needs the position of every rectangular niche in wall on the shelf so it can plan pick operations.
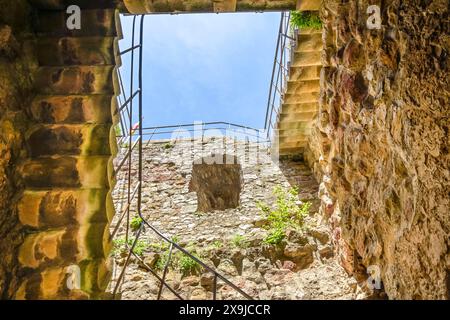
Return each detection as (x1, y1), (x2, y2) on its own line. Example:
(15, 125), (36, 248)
(188, 154), (242, 212)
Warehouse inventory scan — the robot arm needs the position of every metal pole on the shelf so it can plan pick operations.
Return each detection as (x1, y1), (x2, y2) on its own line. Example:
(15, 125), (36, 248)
(138, 14), (145, 219)
(126, 15), (137, 243)
(264, 12), (284, 130)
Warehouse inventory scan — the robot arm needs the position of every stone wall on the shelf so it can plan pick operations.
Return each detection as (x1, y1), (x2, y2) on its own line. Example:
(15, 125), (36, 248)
(0, 0), (37, 298)
(306, 0), (449, 299)
(109, 139), (365, 300)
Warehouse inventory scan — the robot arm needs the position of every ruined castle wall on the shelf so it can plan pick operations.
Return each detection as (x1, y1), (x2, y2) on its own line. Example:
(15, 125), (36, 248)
(110, 139), (361, 300)
(0, 0), (37, 298)
(307, 0), (449, 299)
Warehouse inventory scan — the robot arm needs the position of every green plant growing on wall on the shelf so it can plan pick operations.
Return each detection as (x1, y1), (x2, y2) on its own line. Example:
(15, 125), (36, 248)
(132, 239), (150, 256)
(264, 228), (285, 245)
(257, 186), (311, 245)
(112, 236), (150, 257)
(178, 255), (201, 276)
(114, 124), (122, 137)
(130, 216), (143, 231)
(163, 142), (174, 150)
(155, 250), (170, 271)
(231, 234), (248, 248)
(111, 237), (127, 256)
(149, 241), (169, 252)
(290, 11), (322, 30)
(210, 240), (223, 249)
(171, 235), (180, 244)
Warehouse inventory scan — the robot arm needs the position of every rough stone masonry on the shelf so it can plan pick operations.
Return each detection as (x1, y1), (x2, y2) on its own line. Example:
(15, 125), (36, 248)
(109, 138), (367, 300)
(306, 0), (449, 299)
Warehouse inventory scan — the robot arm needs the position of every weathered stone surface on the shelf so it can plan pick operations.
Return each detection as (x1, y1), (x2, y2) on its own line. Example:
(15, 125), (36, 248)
(30, 95), (115, 124)
(27, 124), (113, 157)
(121, 0), (297, 14)
(20, 156), (112, 189)
(36, 9), (120, 37)
(189, 155), (242, 212)
(306, 0), (450, 300)
(18, 189), (113, 229)
(0, 0), (37, 299)
(35, 66), (116, 95)
(8, 2), (121, 300)
(283, 243), (315, 269)
(109, 139), (364, 299)
(37, 37), (118, 66)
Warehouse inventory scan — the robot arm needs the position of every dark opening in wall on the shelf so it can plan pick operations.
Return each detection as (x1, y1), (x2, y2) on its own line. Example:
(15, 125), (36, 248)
(189, 154), (242, 212)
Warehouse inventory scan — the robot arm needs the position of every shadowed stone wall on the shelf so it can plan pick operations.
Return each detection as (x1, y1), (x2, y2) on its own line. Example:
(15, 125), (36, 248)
(306, 0), (449, 299)
(120, 0), (297, 14)
(189, 155), (243, 212)
(0, 0), (37, 299)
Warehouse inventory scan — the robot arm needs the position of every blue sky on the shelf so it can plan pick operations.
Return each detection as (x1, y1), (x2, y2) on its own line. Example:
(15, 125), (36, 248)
(119, 13), (280, 132)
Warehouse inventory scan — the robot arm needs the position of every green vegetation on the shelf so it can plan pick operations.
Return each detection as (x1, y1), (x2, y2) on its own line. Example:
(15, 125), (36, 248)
(112, 236), (150, 257)
(147, 239), (202, 276)
(257, 186), (311, 245)
(178, 255), (201, 276)
(111, 237), (127, 256)
(290, 11), (322, 30)
(149, 240), (169, 252)
(231, 234), (248, 248)
(114, 125), (122, 137)
(132, 239), (150, 256)
(163, 142), (174, 150)
(155, 250), (170, 271)
(264, 228), (285, 245)
(130, 216), (143, 232)
(171, 235), (180, 244)
(210, 240), (223, 249)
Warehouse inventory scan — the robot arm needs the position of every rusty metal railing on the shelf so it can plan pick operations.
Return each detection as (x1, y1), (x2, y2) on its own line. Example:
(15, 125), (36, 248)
(264, 12), (298, 141)
(112, 14), (253, 300)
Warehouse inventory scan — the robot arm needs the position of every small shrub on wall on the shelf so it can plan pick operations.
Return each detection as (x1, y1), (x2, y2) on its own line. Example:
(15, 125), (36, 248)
(257, 186), (311, 245)
(290, 11), (322, 30)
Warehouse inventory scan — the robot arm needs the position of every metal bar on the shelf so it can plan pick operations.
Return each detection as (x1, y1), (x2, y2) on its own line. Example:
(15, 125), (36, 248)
(114, 135), (141, 174)
(112, 224), (143, 297)
(126, 15), (137, 244)
(137, 13), (145, 240)
(140, 219), (253, 299)
(113, 13), (255, 301)
(157, 243), (173, 300)
(267, 41), (284, 138)
(119, 89), (140, 113)
(120, 44), (142, 55)
(129, 250), (183, 299)
(110, 182), (140, 239)
(212, 274), (217, 300)
(265, 11), (294, 141)
(118, 69), (131, 130)
(281, 32), (296, 41)
(264, 12), (283, 130)
(272, 82), (284, 96)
